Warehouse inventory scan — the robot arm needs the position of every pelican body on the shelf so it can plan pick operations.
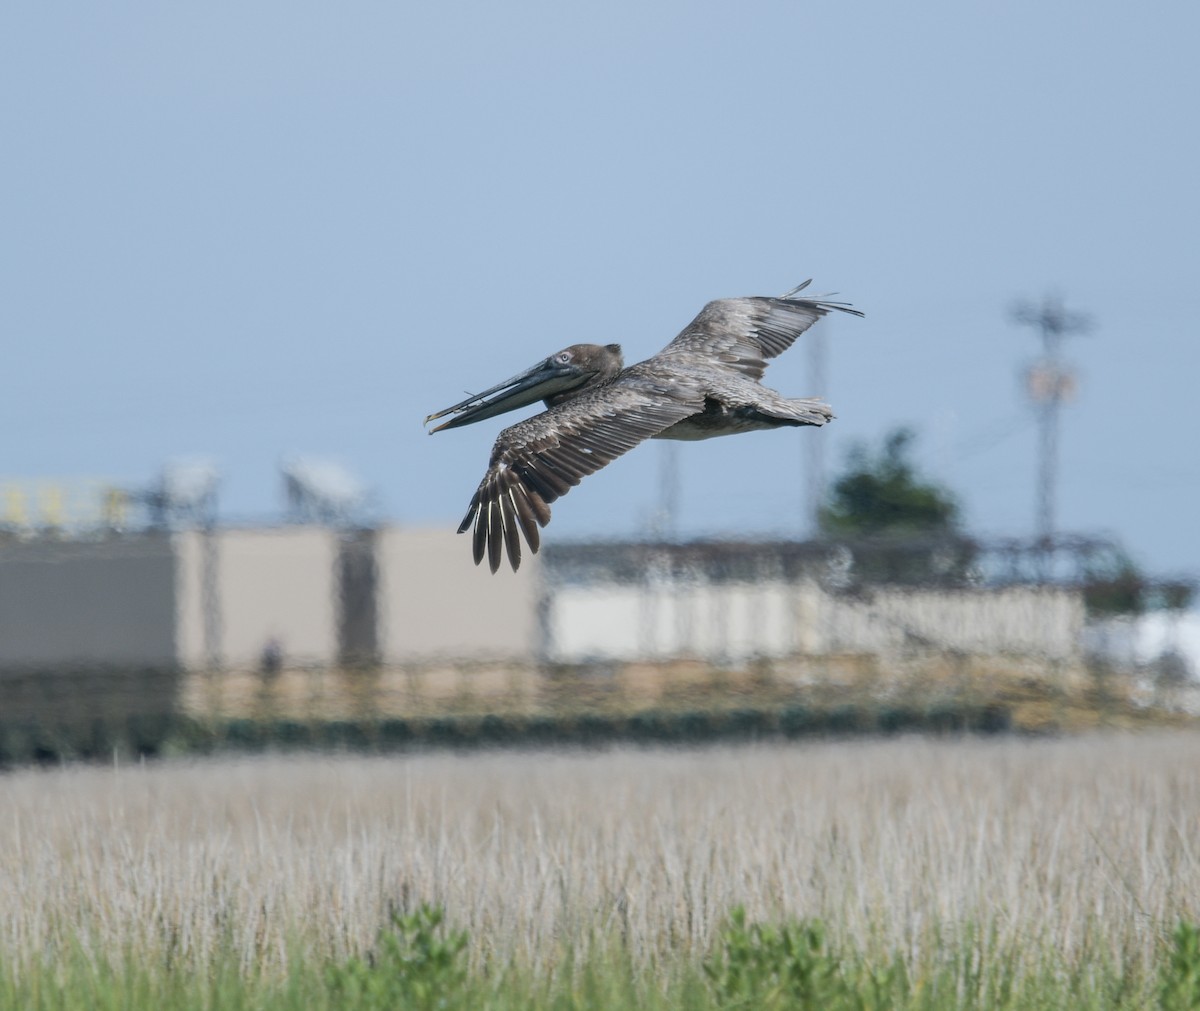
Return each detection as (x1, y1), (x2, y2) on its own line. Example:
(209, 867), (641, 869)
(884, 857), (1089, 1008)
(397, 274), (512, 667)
(425, 281), (863, 572)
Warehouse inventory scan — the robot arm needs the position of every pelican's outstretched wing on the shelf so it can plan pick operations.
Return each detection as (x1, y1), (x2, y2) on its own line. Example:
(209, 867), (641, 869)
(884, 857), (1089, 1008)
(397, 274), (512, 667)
(662, 280), (864, 381)
(459, 366), (704, 572)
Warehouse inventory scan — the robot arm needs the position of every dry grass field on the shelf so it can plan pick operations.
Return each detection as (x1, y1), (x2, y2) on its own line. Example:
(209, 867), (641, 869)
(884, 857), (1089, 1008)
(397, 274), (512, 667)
(2, 733), (1199, 995)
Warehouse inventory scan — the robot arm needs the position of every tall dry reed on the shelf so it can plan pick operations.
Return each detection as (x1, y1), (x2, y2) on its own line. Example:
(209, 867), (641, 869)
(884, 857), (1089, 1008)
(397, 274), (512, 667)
(2, 734), (1198, 976)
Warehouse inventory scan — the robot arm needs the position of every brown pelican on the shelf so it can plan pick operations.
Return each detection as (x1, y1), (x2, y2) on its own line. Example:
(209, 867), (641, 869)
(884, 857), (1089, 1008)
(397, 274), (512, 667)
(425, 281), (863, 572)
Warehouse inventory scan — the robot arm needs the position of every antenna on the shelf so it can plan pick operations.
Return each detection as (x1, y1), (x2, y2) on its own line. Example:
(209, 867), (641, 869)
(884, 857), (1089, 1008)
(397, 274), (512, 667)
(120, 459), (220, 530)
(161, 460), (220, 525)
(281, 457), (367, 527)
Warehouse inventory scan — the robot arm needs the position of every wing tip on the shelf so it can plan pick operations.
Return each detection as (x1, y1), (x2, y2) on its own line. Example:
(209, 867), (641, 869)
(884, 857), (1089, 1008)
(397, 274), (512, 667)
(464, 471), (554, 574)
(779, 279), (864, 318)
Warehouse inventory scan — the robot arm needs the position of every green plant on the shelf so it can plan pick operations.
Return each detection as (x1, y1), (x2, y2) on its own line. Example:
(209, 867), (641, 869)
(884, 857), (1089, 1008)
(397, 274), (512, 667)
(1160, 921), (1200, 1010)
(325, 904), (468, 1010)
(704, 907), (848, 1009)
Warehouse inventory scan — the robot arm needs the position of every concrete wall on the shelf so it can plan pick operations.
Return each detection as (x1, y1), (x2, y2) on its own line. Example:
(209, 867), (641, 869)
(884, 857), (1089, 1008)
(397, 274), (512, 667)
(813, 584), (1085, 660)
(175, 527), (339, 669)
(546, 579), (802, 662)
(376, 527), (540, 662)
(0, 534), (176, 668)
(543, 578), (1085, 663)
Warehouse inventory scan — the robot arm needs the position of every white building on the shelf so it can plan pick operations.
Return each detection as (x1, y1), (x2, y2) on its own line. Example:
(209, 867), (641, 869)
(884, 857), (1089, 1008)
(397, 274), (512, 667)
(544, 576), (1084, 664)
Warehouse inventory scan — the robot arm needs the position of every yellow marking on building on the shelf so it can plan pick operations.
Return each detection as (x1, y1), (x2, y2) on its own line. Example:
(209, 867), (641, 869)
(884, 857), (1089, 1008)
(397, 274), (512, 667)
(3, 486), (28, 527)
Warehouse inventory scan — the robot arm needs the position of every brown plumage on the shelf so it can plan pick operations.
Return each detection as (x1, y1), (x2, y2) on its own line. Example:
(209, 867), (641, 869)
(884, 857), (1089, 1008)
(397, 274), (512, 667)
(425, 281), (863, 572)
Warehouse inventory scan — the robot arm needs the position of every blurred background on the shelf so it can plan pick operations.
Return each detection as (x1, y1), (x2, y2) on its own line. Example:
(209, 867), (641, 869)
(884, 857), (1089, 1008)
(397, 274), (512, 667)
(1, 0), (1197, 762)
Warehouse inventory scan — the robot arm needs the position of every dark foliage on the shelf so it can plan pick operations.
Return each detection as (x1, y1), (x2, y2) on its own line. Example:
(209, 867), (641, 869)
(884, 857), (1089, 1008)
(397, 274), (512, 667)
(820, 428), (960, 537)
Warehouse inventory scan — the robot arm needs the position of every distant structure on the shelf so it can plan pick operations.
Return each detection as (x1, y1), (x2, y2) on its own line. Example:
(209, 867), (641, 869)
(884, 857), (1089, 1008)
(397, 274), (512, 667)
(166, 461), (221, 669)
(282, 457), (367, 527)
(0, 525), (540, 673)
(148, 460), (220, 529)
(541, 539), (1087, 666)
(1012, 293), (1091, 559)
(114, 461), (223, 667)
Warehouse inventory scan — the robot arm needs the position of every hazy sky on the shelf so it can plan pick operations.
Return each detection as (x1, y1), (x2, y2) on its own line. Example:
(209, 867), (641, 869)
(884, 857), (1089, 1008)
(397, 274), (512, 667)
(2, 2), (1197, 576)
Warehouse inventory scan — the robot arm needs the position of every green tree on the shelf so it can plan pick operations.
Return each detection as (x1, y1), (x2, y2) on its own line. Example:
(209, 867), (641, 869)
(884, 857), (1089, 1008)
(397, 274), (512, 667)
(820, 428), (959, 536)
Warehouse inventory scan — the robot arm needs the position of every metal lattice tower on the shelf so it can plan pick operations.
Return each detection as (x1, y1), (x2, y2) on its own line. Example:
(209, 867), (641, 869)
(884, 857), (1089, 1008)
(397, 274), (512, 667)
(1012, 293), (1091, 555)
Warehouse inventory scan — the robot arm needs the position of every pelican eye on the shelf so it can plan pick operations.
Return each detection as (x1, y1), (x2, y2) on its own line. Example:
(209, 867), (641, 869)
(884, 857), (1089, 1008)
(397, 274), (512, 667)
(555, 352), (572, 364)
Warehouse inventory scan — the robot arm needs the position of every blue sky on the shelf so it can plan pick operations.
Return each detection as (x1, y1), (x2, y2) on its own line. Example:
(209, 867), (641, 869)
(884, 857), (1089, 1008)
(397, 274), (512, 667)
(2, 2), (1197, 575)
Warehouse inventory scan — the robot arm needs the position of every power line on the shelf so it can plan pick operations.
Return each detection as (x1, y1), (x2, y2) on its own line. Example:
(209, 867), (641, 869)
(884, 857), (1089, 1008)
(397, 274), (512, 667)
(950, 412), (1031, 462)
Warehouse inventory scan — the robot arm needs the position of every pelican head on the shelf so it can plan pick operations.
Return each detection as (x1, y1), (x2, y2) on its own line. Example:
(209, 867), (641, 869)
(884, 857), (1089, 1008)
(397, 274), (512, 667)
(424, 343), (623, 433)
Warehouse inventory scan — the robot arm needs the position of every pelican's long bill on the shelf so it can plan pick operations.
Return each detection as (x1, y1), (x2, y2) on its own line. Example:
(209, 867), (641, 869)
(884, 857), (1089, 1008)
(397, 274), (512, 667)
(423, 357), (583, 433)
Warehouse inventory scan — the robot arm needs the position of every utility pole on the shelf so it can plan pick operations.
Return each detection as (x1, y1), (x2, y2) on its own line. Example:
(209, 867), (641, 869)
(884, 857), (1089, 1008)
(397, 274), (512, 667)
(805, 323), (828, 536)
(1011, 293), (1090, 566)
(656, 441), (679, 541)
(200, 502), (222, 671)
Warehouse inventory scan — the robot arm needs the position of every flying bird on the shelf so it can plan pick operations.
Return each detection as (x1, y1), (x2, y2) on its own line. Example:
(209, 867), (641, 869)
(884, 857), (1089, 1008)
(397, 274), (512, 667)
(425, 280), (863, 572)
